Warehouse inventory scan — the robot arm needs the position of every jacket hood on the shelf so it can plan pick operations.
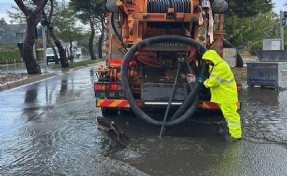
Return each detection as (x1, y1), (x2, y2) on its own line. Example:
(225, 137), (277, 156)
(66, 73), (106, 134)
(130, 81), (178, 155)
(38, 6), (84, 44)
(202, 50), (222, 65)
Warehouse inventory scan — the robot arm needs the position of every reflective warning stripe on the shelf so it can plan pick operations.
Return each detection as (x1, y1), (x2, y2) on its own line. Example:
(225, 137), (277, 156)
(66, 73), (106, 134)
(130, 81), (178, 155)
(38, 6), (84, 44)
(201, 102), (220, 109)
(227, 121), (241, 127)
(97, 99), (130, 108)
(198, 101), (241, 110)
(210, 73), (235, 84)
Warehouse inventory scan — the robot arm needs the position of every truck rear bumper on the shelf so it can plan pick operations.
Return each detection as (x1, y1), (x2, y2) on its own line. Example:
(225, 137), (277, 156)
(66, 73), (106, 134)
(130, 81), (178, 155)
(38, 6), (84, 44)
(96, 99), (241, 110)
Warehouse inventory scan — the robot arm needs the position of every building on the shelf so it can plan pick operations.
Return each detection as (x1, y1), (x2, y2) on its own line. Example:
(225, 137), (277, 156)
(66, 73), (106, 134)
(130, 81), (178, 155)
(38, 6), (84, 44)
(0, 24), (27, 43)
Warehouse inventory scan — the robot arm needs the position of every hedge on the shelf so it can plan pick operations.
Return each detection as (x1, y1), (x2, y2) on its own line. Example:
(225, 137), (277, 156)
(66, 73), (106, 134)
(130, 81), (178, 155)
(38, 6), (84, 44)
(0, 49), (44, 64)
(0, 51), (22, 64)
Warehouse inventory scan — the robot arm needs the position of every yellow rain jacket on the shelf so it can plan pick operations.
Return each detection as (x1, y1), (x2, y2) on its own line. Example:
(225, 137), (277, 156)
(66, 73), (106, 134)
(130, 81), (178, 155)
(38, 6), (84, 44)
(202, 50), (238, 104)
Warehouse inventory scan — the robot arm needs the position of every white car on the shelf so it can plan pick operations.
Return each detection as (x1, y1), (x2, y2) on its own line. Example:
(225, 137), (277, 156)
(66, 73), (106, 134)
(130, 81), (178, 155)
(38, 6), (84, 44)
(46, 48), (59, 63)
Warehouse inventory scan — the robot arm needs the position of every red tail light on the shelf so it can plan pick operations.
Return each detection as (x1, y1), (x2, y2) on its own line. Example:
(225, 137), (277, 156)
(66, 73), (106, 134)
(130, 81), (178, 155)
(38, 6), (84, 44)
(94, 83), (118, 91)
(237, 84), (242, 92)
(110, 84), (118, 90)
(129, 61), (137, 67)
(95, 83), (104, 91)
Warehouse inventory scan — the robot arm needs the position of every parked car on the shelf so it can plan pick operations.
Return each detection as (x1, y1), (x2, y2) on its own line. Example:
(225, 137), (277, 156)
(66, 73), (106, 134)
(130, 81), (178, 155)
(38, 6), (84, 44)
(75, 48), (82, 59)
(46, 48), (59, 63)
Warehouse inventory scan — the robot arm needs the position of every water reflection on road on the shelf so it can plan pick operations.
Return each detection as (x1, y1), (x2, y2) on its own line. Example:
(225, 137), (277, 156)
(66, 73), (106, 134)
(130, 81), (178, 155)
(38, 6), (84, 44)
(1, 65), (287, 176)
(240, 86), (287, 144)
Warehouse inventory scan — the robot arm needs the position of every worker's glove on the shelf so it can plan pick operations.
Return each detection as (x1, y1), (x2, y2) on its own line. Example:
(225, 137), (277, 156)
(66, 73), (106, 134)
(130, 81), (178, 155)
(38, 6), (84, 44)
(186, 74), (196, 83)
(197, 76), (205, 85)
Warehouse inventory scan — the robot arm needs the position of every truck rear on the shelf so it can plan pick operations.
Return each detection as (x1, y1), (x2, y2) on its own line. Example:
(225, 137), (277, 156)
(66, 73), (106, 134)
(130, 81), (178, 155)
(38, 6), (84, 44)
(94, 0), (241, 127)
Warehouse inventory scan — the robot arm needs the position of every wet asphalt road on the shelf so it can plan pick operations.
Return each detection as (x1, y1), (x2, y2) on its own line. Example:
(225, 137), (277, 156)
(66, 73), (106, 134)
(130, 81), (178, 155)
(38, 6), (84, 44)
(1, 64), (287, 176)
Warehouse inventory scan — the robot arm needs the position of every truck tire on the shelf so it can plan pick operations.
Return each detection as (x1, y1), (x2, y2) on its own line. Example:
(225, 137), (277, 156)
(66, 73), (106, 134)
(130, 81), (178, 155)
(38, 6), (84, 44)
(101, 108), (118, 117)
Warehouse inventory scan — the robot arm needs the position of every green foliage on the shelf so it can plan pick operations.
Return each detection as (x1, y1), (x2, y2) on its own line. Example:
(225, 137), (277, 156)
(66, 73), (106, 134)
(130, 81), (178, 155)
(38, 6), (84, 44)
(0, 51), (22, 64)
(36, 48), (44, 61)
(69, 0), (106, 23)
(0, 43), (22, 64)
(0, 18), (7, 25)
(223, 0), (276, 52)
(52, 2), (84, 44)
(227, 0), (273, 18)
(248, 41), (263, 55)
(224, 11), (279, 49)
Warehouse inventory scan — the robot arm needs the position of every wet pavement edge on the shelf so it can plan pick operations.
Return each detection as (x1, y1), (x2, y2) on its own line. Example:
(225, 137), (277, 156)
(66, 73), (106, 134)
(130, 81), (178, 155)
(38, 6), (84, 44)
(0, 63), (100, 92)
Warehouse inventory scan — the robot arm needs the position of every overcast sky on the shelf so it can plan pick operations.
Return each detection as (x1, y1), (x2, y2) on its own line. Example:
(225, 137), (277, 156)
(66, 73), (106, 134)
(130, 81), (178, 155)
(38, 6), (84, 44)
(0, 0), (286, 24)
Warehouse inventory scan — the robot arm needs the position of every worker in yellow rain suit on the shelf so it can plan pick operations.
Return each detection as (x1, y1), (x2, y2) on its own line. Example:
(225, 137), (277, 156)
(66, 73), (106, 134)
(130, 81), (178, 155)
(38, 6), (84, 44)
(202, 50), (242, 141)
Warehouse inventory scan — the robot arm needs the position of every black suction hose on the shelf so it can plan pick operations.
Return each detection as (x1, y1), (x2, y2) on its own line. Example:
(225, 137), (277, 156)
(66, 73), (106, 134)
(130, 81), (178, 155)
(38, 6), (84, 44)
(111, 13), (121, 38)
(168, 58), (207, 122)
(159, 62), (182, 137)
(121, 35), (207, 127)
(111, 12), (128, 53)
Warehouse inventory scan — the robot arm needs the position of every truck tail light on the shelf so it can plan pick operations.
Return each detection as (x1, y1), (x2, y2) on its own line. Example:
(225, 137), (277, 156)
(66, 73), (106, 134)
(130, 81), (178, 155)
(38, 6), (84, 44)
(110, 84), (118, 90)
(95, 83), (105, 91)
(94, 83), (118, 91)
(237, 84), (242, 92)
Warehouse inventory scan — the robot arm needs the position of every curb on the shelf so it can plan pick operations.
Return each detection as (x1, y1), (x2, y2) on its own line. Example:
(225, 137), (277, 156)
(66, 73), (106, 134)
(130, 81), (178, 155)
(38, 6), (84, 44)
(0, 73), (56, 92)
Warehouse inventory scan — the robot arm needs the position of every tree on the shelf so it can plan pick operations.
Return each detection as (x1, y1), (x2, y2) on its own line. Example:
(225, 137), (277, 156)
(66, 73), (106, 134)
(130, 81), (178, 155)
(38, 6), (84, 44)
(41, 0), (69, 67)
(0, 18), (7, 25)
(69, 0), (106, 60)
(14, 0), (48, 74)
(226, 0), (273, 18)
(7, 5), (26, 24)
(224, 0), (275, 50)
(52, 1), (84, 62)
(224, 11), (278, 49)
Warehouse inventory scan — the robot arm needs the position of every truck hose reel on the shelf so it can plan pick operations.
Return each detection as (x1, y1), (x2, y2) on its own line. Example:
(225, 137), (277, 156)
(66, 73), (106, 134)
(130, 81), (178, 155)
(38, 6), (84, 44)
(147, 0), (191, 13)
(121, 35), (207, 127)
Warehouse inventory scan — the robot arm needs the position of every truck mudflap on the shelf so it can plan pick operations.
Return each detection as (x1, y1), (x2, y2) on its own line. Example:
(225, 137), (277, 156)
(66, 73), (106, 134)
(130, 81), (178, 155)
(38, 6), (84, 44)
(96, 99), (241, 110)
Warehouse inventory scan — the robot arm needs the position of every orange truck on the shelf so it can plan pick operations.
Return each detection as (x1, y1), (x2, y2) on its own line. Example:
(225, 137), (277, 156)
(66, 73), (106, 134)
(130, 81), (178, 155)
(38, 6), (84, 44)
(94, 0), (241, 127)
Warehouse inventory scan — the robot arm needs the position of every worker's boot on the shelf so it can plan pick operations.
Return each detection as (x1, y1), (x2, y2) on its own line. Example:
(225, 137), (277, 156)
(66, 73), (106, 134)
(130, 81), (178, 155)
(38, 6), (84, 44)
(224, 134), (242, 143)
(217, 121), (228, 135)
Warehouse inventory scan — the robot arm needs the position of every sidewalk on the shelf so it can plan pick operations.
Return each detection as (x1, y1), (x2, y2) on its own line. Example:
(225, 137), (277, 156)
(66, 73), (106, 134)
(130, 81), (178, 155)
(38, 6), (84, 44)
(0, 72), (57, 91)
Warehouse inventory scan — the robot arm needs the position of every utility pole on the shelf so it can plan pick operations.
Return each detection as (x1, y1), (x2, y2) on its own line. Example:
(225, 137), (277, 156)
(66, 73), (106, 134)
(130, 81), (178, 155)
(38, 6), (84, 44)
(280, 11), (287, 50)
(41, 20), (49, 73)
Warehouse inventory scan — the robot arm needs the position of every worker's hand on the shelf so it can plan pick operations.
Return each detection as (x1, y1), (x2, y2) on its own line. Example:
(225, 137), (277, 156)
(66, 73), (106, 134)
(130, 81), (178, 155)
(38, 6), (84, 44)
(186, 74), (196, 83)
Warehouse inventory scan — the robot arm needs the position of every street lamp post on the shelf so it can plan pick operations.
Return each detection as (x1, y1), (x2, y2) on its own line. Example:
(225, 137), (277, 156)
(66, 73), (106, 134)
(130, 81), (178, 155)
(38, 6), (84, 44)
(16, 33), (24, 59)
(41, 20), (49, 73)
(280, 11), (287, 50)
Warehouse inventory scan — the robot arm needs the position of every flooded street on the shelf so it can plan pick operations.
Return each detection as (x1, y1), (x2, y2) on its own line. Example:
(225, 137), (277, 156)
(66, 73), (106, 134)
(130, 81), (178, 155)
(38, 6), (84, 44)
(1, 65), (287, 176)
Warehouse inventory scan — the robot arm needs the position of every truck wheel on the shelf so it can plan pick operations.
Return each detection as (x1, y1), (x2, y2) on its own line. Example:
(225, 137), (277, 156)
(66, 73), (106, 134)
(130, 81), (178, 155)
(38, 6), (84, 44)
(101, 108), (118, 117)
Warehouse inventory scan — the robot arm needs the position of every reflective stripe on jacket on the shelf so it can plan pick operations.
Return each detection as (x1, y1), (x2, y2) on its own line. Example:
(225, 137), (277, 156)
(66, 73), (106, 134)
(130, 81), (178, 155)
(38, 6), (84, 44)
(202, 50), (238, 104)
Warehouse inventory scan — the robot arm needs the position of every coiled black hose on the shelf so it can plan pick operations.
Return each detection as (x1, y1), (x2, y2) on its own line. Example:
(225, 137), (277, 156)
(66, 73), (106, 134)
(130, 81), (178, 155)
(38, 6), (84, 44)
(121, 35), (207, 127)
(147, 0), (190, 13)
